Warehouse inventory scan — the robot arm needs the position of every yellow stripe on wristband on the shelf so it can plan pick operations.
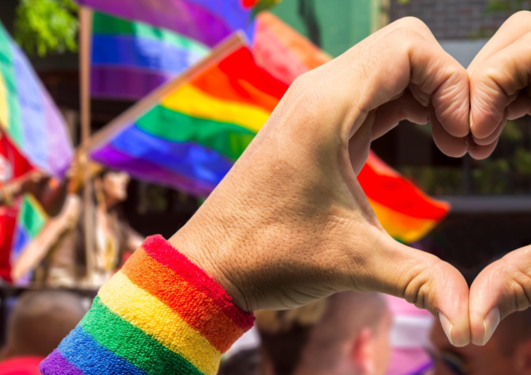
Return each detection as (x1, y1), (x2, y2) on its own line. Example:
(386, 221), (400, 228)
(99, 271), (221, 375)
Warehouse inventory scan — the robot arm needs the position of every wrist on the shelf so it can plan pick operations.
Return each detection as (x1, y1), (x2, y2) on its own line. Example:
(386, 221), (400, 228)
(168, 211), (251, 312)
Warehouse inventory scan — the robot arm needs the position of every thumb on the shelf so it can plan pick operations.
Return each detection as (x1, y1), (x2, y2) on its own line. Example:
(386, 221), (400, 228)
(366, 234), (471, 347)
(469, 247), (531, 346)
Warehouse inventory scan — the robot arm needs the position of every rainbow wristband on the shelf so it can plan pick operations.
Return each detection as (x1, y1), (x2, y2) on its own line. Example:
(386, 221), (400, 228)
(40, 235), (255, 375)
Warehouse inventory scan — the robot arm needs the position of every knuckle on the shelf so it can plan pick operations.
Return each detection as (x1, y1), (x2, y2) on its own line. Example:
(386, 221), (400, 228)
(506, 10), (531, 26)
(393, 16), (430, 34)
(384, 27), (422, 51)
(495, 255), (531, 313)
(285, 73), (329, 123)
(400, 258), (441, 313)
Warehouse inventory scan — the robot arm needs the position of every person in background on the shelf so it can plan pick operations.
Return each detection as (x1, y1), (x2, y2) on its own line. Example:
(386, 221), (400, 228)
(429, 307), (531, 375)
(220, 292), (392, 375)
(0, 291), (86, 375)
(13, 167), (143, 288)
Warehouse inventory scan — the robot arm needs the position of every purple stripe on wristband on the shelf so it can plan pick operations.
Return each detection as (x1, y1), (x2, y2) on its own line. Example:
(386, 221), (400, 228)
(39, 349), (86, 375)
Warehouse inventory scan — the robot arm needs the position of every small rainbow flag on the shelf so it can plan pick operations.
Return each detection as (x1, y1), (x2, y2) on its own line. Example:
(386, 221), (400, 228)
(11, 194), (48, 283)
(0, 21), (73, 177)
(77, 0), (278, 48)
(88, 33), (448, 243)
(91, 12), (210, 100)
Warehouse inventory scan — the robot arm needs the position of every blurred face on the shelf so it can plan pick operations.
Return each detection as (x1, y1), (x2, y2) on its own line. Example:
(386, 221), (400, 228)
(102, 171), (130, 205)
(429, 320), (526, 375)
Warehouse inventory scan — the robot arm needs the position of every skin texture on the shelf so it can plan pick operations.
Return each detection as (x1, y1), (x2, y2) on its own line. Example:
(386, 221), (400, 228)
(170, 17), (472, 347)
(464, 11), (531, 346)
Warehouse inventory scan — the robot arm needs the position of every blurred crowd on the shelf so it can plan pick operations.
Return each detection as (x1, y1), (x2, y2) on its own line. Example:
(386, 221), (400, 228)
(3, 161), (531, 375)
(1, 285), (531, 374)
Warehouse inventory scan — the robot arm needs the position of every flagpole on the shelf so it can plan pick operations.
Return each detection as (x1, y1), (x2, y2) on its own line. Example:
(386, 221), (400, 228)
(79, 6), (95, 286)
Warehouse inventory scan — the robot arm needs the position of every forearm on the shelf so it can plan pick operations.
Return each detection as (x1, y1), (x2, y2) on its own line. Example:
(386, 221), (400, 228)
(40, 235), (254, 375)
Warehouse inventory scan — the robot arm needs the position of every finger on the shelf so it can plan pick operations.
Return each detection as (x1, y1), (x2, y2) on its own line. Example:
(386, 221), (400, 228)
(507, 92), (531, 120)
(430, 106), (468, 158)
(353, 28), (470, 140)
(468, 11), (531, 74)
(469, 246), (531, 346)
(470, 32), (531, 143)
(468, 138), (499, 160)
(357, 16), (439, 51)
(349, 113), (374, 175)
(363, 232), (470, 347)
(371, 90), (430, 140)
(472, 112), (507, 146)
(285, 21), (468, 159)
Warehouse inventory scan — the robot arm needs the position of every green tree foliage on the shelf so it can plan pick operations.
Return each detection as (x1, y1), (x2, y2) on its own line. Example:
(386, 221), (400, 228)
(14, 0), (79, 57)
(486, 0), (531, 13)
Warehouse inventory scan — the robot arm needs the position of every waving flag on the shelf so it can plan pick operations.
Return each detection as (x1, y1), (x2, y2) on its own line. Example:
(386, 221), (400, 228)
(0, 22), (73, 177)
(87, 34), (448, 243)
(91, 12), (210, 100)
(89, 35), (286, 196)
(359, 153), (449, 244)
(77, 0), (278, 48)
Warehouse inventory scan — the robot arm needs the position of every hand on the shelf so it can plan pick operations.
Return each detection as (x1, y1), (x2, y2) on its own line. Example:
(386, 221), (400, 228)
(170, 18), (471, 346)
(465, 11), (531, 345)
(467, 11), (531, 159)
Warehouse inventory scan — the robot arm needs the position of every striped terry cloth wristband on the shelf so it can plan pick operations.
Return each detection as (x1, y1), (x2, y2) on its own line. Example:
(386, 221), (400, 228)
(40, 235), (255, 375)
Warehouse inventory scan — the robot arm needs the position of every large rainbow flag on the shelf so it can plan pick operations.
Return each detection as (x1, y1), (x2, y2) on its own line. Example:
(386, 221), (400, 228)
(0, 22), (73, 177)
(89, 35), (286, 197)
(87, 34), (449, 243)
(91, 12), (210, 100)
(77, 0), (278, 48)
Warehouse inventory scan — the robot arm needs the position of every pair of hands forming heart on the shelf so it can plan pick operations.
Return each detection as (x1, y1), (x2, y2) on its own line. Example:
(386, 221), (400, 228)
(169, 12), (531, 349)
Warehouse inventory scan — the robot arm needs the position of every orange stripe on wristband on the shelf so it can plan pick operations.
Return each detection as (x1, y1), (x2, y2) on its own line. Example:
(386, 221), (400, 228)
(122, 248), (245, 352)
(141, 235), (253, 329)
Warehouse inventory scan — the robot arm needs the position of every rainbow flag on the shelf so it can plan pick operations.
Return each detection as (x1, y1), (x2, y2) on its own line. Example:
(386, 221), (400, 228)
(88, 34), (448, 243)
(91, 12), (210, 100)
(0, 22), (73, 177)
(77, 0), (278, 48)
(11, 194), (48, 283)
(89, 34), (287, 197)
(358, 153), (449, 244)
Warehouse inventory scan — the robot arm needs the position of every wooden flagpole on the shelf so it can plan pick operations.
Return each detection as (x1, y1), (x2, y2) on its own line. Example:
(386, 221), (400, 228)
(79, 6), (95, 286)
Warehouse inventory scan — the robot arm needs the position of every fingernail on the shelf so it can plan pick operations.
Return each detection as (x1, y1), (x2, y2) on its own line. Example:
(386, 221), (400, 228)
(483, 307), (501, 346)
(438, 312), (454, 346)
(469, 111), (474, 130)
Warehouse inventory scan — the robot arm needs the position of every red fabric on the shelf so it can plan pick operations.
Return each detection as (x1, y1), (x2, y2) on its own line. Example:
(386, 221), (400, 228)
(241, 0), (258, 8)
(358, 152), (450, 220)
(0, 357), (44, 375)
(0, 134), (34, 186)
(0, 206), (17, 282)
(142, 235), (255, 329)
(0, 133), (35, 283)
